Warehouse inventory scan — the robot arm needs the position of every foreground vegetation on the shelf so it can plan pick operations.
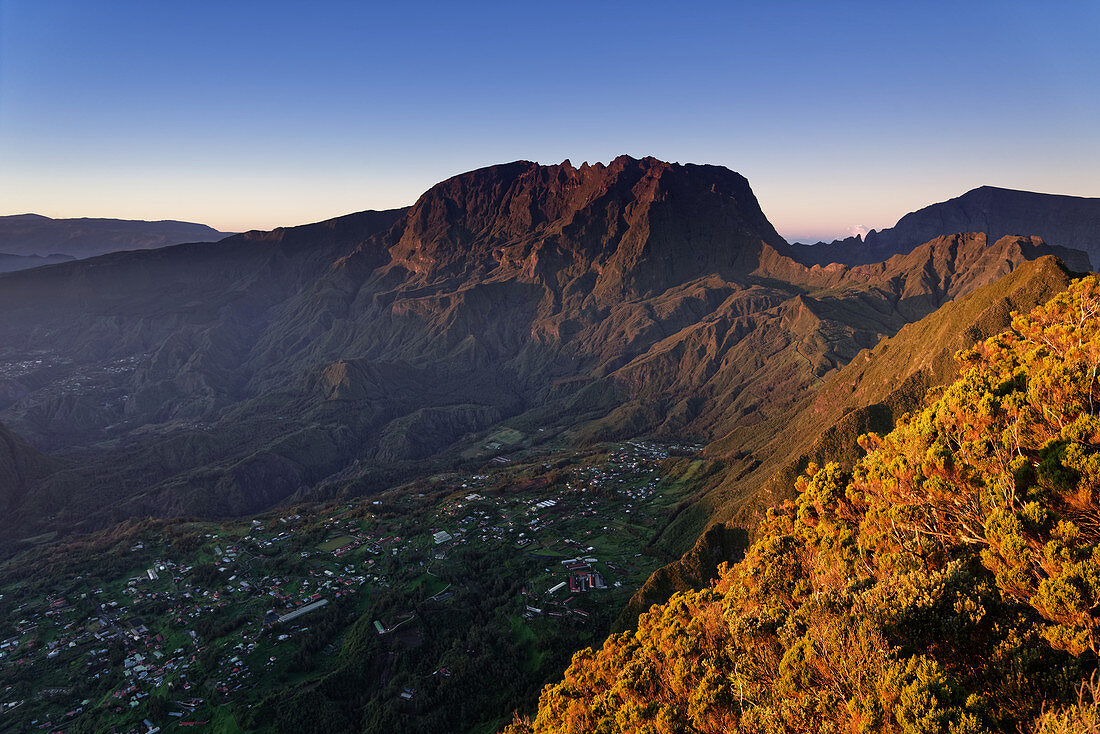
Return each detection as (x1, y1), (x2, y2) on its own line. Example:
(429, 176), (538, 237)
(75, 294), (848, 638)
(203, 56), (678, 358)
(507, 276), (1100, 733)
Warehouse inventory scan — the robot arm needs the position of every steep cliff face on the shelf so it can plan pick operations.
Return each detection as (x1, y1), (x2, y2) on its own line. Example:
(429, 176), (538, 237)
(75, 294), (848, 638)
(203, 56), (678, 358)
(376, 157), (789, 292)
(0, 158), (1084, 537)
(791, 185), (1098, 269)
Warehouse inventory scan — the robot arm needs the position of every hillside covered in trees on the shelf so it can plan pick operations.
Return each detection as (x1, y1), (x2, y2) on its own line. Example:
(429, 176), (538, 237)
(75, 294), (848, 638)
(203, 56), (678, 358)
(506, 275), (1100, 733)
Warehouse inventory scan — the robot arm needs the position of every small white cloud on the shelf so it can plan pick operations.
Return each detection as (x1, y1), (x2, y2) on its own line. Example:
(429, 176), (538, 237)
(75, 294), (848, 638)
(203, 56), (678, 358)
(847, 224), (869, 239)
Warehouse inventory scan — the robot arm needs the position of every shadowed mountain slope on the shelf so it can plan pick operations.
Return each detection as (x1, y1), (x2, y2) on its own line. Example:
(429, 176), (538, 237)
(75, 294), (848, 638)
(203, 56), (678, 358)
(0, 420), (66, 516)
(792, 185), (1098, 270)
(0, 252), (74, 273)
(0, 158), (1086, 541)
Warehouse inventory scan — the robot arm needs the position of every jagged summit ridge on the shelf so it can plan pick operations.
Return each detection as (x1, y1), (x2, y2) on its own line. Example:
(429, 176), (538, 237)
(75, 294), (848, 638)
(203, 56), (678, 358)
(363, 155), (790, 300)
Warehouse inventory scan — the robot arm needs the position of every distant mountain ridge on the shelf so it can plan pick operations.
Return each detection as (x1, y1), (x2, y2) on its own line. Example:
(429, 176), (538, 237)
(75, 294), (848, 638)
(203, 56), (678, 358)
(791, 185), (1099, 270)
(0, 213), (232, 258)
(0, 157), (1092, 541)
(0, 251), (74, 274)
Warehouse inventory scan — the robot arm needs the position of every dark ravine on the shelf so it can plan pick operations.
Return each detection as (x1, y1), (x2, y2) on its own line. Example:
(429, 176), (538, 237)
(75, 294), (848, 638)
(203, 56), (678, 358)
(0, 419), (67, 515)
(0, 157), (1091, 547)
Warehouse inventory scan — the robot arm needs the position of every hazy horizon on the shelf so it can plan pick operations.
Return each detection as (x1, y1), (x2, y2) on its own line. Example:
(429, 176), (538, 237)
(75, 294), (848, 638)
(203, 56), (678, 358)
(6, 170), (1096, 247)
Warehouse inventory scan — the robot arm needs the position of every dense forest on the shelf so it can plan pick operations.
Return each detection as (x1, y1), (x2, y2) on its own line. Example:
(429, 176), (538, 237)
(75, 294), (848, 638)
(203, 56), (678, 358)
(506, 275), (1100, 733)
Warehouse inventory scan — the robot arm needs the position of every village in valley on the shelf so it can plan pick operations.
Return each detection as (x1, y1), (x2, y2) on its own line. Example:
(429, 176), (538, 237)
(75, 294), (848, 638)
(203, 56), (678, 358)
(0, 440), (705, 733)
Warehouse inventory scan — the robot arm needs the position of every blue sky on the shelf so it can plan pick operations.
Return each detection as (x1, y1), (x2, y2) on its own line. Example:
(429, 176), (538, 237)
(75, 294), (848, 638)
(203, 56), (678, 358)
(1, 1), (1097, 241)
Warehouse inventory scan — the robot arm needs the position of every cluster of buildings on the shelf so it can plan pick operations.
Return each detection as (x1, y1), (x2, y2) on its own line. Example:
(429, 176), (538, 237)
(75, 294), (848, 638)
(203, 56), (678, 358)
(525, 557), (608, 622)
(421, 441), (678, 629)
(0, 511), (401, 731)
(0, 440), (689, 731)
(560, 559), (607, 594)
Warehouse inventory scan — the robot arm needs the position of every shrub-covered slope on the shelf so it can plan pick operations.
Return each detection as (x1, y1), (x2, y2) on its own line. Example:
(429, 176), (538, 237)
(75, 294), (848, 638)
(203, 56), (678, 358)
(619, 255), (1079, 629)
(507, 276), (1100, 733)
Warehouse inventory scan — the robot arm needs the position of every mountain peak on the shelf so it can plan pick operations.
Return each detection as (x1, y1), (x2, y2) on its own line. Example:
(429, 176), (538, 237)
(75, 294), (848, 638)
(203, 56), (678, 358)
(791, 185), (1098, 270)
(382, 155), (788, 297)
